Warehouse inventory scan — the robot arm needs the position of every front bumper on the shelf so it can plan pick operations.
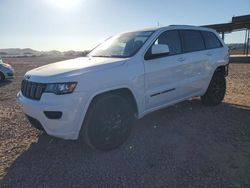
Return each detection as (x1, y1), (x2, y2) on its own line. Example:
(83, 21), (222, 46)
(17, 91), (89, 140)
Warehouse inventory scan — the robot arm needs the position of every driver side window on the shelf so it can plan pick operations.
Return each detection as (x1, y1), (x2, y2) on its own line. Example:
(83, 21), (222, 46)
(153, 30), (182, 56)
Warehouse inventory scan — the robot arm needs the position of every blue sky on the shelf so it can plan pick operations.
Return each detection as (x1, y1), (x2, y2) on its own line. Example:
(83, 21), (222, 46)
(0, 0), (249, 51)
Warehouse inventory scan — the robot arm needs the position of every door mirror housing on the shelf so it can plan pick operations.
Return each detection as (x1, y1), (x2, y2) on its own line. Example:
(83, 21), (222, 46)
(145, 44), (170, 60)
(151, 44), (170, 55)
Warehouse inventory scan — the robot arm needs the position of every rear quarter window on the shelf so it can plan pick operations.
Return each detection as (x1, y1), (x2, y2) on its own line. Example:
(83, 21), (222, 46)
(180, 30), (205, 53)
(201, 31), (223, 49)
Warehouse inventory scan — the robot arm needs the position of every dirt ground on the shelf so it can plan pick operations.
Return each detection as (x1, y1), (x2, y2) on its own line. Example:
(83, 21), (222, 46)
(0, 57), (249, 187)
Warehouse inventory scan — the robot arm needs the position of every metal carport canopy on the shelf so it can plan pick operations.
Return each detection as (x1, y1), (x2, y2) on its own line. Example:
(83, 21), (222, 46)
(202, 14), (250, 33)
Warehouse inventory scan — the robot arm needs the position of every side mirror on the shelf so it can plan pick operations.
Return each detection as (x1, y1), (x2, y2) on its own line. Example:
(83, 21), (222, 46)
(145, 44), (170, 60)
(151, 44), (170, 55)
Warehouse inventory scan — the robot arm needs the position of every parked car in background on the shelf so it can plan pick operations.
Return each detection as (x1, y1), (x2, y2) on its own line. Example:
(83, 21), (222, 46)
(17, 25), (229, 151)
(0, 57), (14, 82)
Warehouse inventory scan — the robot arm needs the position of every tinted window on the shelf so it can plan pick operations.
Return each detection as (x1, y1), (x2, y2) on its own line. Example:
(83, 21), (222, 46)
(180, 30), (205, 53)
(154, 30), (181, 55)
(201, 31), (222, 49)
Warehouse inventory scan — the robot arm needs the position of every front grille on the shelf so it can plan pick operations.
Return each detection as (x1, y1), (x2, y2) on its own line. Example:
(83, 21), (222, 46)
(21, 80), (46, 100)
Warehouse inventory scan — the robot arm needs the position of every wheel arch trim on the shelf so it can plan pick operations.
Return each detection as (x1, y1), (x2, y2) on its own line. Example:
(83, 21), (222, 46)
(75, 85), (140, 138)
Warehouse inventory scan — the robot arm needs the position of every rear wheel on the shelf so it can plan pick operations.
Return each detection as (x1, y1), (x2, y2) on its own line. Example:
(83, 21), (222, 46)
(0, 72), (5, 82)
(201, 72), (226, 106)
(81, 94), (135, 151)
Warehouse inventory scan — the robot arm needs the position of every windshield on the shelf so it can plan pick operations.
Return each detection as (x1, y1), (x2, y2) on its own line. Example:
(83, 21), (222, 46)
(89, 31), (154, 58)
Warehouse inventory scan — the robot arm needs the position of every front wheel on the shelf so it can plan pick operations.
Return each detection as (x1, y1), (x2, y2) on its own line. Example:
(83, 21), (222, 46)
(81, 94), (135, 151)
(201, 72), (226, 106)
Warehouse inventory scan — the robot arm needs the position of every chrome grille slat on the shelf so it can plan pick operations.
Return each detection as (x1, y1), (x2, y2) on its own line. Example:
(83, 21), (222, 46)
(30, 83), (36, 98)
(35, 85), (41, 99)
(26, 82), (31, 98)
(24, 80), (27, 94)
(21, 80), (46, 100)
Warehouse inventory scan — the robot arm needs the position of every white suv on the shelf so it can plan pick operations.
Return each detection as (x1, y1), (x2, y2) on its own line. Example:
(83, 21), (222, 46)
(17, 25), (229, 150)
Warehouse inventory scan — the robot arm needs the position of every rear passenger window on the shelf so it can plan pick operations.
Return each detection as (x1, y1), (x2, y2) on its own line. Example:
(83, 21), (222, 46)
(154, 30), (181, 55)
(201, 31), (222, 49)
(180, 30), (205, 53)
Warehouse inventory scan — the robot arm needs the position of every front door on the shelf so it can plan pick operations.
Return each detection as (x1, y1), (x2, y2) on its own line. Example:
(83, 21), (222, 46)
(143, 29), (208, 110)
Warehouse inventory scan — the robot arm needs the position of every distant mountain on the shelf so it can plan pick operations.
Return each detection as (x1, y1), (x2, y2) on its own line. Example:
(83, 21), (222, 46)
(0, 48), (90, 57)
(0, 48), (40, 56)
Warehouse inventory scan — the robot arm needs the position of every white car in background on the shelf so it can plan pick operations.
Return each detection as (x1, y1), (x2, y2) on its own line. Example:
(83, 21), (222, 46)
(17, 25), (229, 151)
(0, 57), (14, 82)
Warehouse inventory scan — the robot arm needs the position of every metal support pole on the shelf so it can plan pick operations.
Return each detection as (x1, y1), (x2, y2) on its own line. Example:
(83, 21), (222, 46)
(222, 32), (225, 40)
(246, 29), (249, 57)
(244, 28), (247, 55)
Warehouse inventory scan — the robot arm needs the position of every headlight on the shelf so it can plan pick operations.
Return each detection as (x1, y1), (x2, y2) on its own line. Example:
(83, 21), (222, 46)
(45, 82), (77, 95)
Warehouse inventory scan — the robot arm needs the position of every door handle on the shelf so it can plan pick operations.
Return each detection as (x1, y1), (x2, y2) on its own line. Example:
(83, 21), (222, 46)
(177, 57), (185, 62)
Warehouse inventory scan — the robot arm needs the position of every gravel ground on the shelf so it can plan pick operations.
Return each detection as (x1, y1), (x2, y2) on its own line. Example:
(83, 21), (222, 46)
(0, 57), (250, 187)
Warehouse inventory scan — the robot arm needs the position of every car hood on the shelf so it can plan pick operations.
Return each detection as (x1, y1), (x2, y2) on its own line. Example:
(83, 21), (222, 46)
(26, 57), (127, 80)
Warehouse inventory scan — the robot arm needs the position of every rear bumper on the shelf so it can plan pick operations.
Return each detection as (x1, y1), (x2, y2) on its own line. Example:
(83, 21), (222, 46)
(17, 91), (89, 140)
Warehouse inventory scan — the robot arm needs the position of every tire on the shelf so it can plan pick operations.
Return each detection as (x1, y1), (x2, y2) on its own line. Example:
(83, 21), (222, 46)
(80, 94), (135, 151)
(201, 72), (226, 106)
(0, 72), (5, 82)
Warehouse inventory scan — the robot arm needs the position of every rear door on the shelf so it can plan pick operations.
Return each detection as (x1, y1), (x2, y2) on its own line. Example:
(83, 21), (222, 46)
(178, 30), (210, 96)
(199, 30), (225, 91)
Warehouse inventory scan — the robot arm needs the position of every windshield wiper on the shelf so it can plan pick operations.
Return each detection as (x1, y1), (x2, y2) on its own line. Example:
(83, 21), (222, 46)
(110, 55), (129, 58)
(91, 55), (128, 58)
(91, 55), (111, 58)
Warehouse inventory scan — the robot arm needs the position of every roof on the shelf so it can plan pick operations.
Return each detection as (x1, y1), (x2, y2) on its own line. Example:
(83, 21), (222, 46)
(126, 25), (215, 34)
